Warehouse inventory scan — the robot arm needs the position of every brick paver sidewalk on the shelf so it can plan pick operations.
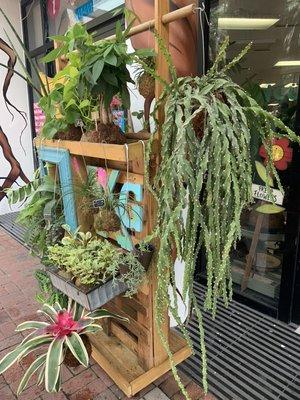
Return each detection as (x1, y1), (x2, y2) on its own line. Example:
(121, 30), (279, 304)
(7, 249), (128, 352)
(0, 227), (215, 400)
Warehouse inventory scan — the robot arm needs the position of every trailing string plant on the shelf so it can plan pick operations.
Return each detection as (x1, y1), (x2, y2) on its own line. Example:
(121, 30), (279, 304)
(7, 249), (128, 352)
(144, 36), (300, 399)
(4, 169), (64, 256)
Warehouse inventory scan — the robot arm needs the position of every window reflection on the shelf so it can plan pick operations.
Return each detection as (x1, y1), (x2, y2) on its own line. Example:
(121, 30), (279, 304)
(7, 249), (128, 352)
(210, 0), (300, 308)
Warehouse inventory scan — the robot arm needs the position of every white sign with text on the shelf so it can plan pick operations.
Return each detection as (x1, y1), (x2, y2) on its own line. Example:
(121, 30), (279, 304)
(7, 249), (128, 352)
(252, 184), (284, 205)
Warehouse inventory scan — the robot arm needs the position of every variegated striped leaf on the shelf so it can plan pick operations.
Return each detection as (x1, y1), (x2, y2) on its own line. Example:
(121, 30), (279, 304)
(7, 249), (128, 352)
(45, 337), (64, 392)
(0, 346), (27, 374)
(17, 353), (47, 395)
(87, 309), (128, 322)
(80, 324), (102, 335)
(16, 321), (49, 332)
(65, 332), (89, 367)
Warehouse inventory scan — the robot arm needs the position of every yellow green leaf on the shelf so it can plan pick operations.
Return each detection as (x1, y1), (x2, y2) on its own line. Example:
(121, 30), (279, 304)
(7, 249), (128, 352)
(256, 204), (285, 214)
(255, 161), (273, 186)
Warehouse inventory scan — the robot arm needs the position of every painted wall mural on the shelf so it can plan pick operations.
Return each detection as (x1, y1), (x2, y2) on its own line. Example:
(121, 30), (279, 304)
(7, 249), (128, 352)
(0, 0), (34, 214)
(0, 38), (30, 203)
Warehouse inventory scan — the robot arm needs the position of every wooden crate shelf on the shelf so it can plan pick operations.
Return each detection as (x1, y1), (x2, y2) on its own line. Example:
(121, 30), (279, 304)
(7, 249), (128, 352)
(35, 138), (147, 174)
(89, 329), (191, 397)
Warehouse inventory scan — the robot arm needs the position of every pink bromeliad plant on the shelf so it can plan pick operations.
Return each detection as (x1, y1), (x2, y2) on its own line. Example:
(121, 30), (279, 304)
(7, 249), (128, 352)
(0, 301), (127, 394)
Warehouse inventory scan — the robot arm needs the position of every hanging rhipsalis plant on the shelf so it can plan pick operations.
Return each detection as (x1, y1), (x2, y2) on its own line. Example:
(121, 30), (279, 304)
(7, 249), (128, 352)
(145, 37), (300, 398)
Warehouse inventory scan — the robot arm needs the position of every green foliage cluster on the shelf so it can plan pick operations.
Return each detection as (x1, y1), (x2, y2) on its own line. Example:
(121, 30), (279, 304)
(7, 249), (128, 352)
(40, 19), (153, 138)
(47, 226), (145, 295)
(144, 37), (300, 398)
(35, 270), (68, 307)
(6, 172), (63, 256)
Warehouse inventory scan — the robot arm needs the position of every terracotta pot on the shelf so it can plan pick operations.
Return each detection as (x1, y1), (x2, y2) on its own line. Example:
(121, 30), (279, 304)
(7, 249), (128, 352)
(64, 335), (92, 368)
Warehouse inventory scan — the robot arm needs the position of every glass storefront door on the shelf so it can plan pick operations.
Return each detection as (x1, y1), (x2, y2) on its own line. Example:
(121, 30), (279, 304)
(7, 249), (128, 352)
(207, 0), (300, 316)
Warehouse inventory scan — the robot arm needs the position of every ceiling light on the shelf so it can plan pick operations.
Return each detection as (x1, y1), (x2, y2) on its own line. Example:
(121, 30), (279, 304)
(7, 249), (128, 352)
(284, 83), (298, 88)
(218, 18), (279, 30)
(275, 61), (300, 67)
(260, 83), (276, 88)
(268, 103), (280, 106)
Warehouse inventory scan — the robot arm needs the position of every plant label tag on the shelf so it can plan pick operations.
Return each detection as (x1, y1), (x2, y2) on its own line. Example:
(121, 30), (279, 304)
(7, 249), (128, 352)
(252, 184), (284, 205)
(93, 199), (105, 208)
(75, 119), (84, 128)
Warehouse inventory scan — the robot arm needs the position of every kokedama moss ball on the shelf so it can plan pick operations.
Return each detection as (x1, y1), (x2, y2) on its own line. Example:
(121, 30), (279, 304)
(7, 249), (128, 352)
(54, 125), (82, 141)
(81, 123), (126, 144)
(138, 72), (155, 98)
(94, 209), (121, 232)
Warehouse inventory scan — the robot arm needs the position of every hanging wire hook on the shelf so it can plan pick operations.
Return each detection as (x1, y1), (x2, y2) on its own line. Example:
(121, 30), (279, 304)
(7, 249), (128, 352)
(194, 1), (210, 76)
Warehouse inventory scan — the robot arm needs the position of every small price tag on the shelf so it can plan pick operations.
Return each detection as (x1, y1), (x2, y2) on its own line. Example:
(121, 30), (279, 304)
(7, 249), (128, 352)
(252, 184), (284, 205)
(75, 119), (84, 128)
(93, 198), (105, 208)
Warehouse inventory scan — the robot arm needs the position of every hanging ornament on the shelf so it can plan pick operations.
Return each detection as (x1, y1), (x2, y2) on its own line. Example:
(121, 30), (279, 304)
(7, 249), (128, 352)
(259, 138), (293, 171)
(47, 0), (61, 19)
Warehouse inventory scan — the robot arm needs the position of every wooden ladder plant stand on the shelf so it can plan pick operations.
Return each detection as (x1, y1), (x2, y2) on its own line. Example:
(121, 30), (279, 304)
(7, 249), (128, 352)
(36, 2), (195, 397)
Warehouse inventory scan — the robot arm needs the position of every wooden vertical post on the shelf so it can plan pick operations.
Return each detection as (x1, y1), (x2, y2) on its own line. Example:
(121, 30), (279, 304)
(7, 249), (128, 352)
(150, 0), (171, 367)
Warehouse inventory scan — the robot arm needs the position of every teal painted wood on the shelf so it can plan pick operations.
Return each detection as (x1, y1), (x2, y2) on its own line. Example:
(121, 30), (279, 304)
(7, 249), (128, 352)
(118, 182), (143, 232)
(38, 147), (78, 232)
(97, 169), (144, 251)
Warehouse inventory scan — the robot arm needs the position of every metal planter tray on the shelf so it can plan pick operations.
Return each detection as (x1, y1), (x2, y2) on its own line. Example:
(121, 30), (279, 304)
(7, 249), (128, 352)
(48, 268), (128, 311)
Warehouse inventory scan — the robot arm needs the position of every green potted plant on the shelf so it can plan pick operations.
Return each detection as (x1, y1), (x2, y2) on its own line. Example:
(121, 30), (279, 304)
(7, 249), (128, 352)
(46, 225), (149, 309)
(0, 300), (127, 395)
(41, 18), (153, 143)
(4, 169), (64, 255)
(143, 37), (300, 398)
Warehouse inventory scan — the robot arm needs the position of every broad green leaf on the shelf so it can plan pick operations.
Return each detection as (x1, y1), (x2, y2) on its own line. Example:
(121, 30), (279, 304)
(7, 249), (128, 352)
(103, 44), (113, 58)
(255, 161), (273, 186)
(45, 337), (64, 392)
(0, 346), (26, 374)
(49, 35), (68, 42)
(69, 66), (79, 78)
(79, 99), (90, 109)
(42, 47), (65, 63)
(92, 60), (104, 83)
(256, 204), (285, 214)
(16, 321), (49, 332)
(17, 353), (47, 395)
(65, 98), (76, 109)
(105, 53), (117, 66)
(102, 70), (118, 87)
(65, 333), (89, 367)
(115, 20), (122, 42)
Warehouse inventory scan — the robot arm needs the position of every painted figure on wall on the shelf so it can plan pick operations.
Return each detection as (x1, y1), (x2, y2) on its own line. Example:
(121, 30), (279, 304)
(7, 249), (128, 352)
(0, 38), (29, 202)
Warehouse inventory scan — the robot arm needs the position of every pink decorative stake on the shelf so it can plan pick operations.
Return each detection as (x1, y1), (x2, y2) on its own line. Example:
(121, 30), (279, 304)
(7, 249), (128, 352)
(97, 167), (108, 190)
(72, 157), (84, 183)
(47, 0), (60, 19)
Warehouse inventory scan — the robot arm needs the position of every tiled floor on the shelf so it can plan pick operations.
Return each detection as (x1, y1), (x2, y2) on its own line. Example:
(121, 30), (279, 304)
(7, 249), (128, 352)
(0, 228), (214, 400)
